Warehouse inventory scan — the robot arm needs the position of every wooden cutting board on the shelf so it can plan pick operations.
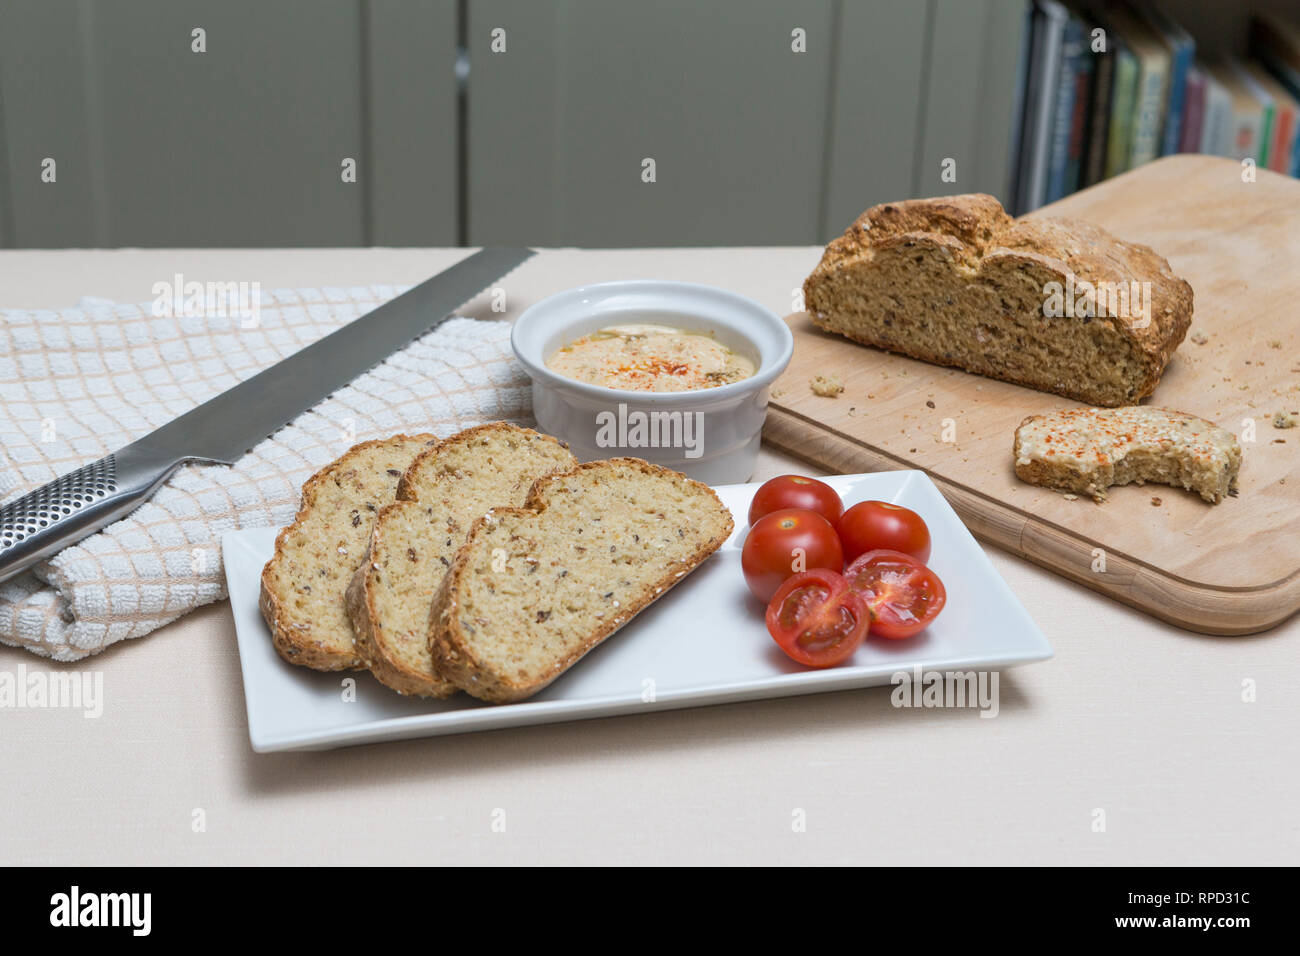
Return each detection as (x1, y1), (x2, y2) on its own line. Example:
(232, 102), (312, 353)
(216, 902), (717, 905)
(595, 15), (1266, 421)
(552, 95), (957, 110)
(764, 155), (1299, 635)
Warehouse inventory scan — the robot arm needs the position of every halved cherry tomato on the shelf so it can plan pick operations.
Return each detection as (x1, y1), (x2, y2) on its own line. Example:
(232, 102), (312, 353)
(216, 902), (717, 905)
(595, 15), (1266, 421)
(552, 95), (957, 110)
(748, 475), (843, 526)
(836, 500), (932, 564)
(741, 508), (844, 603)
(765, 569), (869, 667)
(843, 549), (946, 639)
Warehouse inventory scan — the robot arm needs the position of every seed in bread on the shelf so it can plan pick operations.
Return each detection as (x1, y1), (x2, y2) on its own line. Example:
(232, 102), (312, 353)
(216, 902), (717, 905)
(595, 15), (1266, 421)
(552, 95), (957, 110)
(346, 423), (576, 697)
(1013, 406), (1241, 504)
(803, 194), (1193, 407)
(428, 458), (735, 704)
(260, 434), (438, 671)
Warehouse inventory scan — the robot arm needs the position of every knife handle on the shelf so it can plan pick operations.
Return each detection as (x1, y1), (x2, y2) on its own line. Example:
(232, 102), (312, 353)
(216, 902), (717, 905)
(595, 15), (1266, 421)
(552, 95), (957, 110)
(0, 442), (189, 586)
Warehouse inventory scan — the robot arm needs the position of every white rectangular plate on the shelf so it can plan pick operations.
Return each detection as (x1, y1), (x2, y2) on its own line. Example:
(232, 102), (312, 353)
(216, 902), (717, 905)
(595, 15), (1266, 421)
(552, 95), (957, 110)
(225, 470), (1051, 752)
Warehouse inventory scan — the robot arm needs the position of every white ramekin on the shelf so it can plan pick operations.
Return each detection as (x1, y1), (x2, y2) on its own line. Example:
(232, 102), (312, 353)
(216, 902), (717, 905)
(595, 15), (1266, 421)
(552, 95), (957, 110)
(511, 280), (794, 485)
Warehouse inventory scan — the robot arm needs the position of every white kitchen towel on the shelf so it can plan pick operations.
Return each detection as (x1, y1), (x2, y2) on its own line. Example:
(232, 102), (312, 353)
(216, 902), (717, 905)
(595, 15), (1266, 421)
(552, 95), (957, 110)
(0, 286), (532, 661)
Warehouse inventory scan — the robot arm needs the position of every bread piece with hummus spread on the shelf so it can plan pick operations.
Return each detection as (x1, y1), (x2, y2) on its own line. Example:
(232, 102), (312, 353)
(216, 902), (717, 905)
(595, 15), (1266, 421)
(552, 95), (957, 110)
(803, 194), (1193, 406)
(1013, 406), (1241, 504)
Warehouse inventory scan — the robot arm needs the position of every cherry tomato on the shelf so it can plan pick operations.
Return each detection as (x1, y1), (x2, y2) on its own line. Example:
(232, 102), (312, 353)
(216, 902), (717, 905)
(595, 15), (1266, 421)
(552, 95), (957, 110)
(836, 500), (932, 564)
(741, 508), (844, 603)
(748, 475), (843, 526)
(843, 549), (946, 639)
(765, 569), (869, 667)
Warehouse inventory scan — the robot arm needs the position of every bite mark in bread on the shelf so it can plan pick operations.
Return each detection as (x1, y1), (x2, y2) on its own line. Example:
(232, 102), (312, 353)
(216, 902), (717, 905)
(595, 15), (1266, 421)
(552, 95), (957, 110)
(1013, 406), (1241, 504)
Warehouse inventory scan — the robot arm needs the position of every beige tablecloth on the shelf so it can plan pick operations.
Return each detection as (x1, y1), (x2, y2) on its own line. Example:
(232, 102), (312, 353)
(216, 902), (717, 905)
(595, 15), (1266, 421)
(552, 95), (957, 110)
(0, 247), (1294, 866)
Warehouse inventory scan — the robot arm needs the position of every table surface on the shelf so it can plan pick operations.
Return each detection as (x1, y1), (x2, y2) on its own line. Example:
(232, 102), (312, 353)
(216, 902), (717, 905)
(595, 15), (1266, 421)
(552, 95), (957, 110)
(1, 247), (1294, 866)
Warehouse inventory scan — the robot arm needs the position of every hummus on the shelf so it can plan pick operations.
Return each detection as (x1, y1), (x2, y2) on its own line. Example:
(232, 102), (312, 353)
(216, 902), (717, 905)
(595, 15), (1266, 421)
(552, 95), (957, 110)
(547, 324), (755, 392)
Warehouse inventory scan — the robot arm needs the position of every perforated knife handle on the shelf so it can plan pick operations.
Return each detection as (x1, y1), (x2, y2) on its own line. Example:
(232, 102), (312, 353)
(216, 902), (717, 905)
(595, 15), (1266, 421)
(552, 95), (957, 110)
(0, 442), (188, 585)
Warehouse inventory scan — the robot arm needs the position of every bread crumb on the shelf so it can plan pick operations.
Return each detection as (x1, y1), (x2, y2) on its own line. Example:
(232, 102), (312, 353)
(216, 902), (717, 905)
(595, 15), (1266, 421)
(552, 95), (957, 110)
(1268, 340), (1282, 349)
(1062, 493), (1078, 501)
(1273, 410), (1297, 429)
(1150, 496), (1162, 506)
(1190, 331), (1209, 345)
(810, 374), (844, 398)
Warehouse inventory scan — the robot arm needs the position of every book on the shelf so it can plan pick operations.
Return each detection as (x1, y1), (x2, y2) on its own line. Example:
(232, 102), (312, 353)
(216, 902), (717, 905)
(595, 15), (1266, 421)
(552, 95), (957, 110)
(1199, 65), (1234, 157)
(1063, 34), (1096, 192)
(1231, 59), (1276, 165)
(1246, 62), (1300, 173)
(1207, 60), (1265, 164)
(1179, 66), (1207, 154)
(1081, 10), (1117, 187)
(1105, 33), (1140, 178)
(1110, 6), (1171, 169)
(1135, 1), (1195, 155)
(1249, 14), (1300, 173)
(1017, 1), (1071, 212)
(1046, 14), (1094, 202)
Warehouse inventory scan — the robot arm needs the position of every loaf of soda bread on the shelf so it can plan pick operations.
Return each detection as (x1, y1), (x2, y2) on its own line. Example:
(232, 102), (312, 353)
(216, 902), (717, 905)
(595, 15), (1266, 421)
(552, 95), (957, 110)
(803, 194), (1194, 406)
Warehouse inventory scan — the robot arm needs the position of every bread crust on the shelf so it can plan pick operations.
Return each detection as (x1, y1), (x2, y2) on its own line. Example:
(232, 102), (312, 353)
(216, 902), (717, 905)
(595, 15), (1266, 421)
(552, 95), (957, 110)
(345, 543), (457, 696)
(259, 433), (438, 671)
(427, 457), (734, 704)
(803, 194), (1194, 406)
(348, 422), (572, 698)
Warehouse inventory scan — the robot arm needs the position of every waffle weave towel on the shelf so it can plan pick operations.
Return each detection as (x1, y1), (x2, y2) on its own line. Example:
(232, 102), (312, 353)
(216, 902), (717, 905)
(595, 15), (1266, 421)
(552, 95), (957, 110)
(0, 286), (530, 661)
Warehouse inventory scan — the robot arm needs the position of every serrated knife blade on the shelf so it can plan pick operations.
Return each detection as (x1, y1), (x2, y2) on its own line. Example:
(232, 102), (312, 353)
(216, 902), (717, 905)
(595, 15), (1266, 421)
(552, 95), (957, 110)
(0, 247), (535, 585)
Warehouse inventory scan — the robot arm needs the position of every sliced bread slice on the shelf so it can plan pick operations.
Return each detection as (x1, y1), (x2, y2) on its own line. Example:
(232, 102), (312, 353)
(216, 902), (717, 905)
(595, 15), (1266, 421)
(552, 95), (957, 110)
(346, 423), (576, 697)
(1014, 405), (1241, 503)
(803, 194), (1193, 406)
(260, 434), (439, 670)
(428, 458), (735, 703)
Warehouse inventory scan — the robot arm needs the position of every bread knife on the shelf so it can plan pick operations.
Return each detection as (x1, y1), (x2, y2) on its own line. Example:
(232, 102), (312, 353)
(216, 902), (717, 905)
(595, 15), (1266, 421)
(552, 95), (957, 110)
(0, 247), (535, 586)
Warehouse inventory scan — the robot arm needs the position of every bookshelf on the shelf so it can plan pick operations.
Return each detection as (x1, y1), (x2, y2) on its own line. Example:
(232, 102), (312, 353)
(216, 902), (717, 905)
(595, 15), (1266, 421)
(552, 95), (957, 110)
(1008, 0), (1300, 214)
(1160, 0), (1300, 55)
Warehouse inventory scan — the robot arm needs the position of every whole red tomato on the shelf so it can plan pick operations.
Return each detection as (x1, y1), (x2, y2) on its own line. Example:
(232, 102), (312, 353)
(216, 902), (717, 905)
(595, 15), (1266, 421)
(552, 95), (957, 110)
(836, 501), (931, 564)
(748, 475), (843, 526)
(741, 508), (843, 603)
